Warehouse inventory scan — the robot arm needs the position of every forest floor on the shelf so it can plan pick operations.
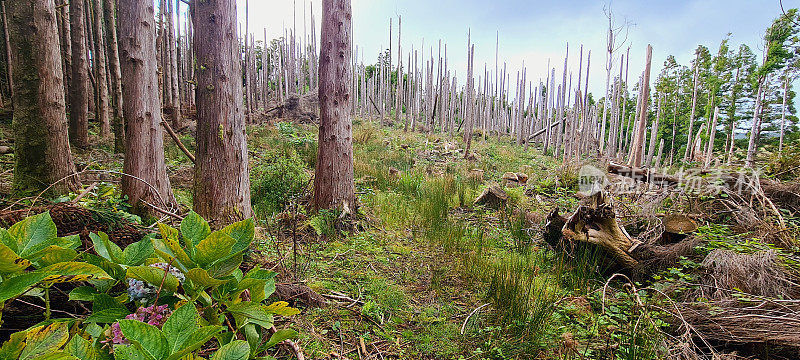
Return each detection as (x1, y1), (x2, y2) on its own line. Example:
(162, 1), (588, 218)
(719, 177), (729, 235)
(1, 116), (799, 359)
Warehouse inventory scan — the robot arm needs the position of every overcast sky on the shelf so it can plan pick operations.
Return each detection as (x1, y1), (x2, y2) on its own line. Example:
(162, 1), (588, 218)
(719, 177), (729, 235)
(224, 0), (790, 97)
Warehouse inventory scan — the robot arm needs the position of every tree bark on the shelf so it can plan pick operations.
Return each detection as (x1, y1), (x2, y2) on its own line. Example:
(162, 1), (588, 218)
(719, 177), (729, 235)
(629, 45), (652, 167)
(166, 0), (181, 129)
(745, 77), (765, 168)
(2, 1), (13, 100)
(8, 0), (79, 194)
(92, 0), (110, 138)
(118, 0), (175, 217)
(104, 0), (125, 153)
(68, 0), (89, 148)
(312, 0), (356, 212)
(191, 0), (253, 225)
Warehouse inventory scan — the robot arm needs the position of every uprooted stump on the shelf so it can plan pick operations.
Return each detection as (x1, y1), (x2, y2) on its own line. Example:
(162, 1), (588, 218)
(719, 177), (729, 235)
(545, 191), (697, 275)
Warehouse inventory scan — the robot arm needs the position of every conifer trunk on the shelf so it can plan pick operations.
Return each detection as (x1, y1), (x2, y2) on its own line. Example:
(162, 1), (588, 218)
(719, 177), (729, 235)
(68, 0), (89, 148)
(313, 0), (356, 212)
(118, 0), (175, 216)
(104, 0), (125, 153)
(191, 0), (253, 225)
(92, 0), (110, 138)
(8, 0), (79, 194)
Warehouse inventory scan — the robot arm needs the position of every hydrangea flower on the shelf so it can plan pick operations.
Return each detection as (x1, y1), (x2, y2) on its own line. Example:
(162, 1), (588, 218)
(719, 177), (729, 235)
(104, 304), (173, 346)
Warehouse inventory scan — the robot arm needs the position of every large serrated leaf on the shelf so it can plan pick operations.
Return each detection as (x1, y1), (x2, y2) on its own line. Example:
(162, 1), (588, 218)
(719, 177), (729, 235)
(225, 303), (274, 329)
(89, 232), (123, 264)
(163, 304), (200, 353)
(113, 343), (156, 360)
(9, 212), (59, 258)
(211, 340), (249, 360)
(165, 326), (222, 360)
(194, 232), (235, 268)
(186, 268), (229, 288)
(221, 219), (255, 255)
(0, 241), (30, 274)
(85, 308), (131, 323)
(39, 262), (112, 284)
(121, 238), (154, 266)
(209, 253), (243, 279)
(29, 352), (79, 360)
(180, 212), (211, 251)
(262, 329), (298, 350)
(0, 272), (49, 302)
(19, 322), (70, 360)
(31, 246), (78, 268)
(126, 266), (179, 293)
(64, 335), (93, 359)
(118, 320), (169, 360)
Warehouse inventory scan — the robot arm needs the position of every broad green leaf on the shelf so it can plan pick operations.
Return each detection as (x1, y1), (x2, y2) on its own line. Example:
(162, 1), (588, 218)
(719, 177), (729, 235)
(242, 269), (277, 302)
(65, 335), (93, 359)
(113, 344), (155, 360)
(180, 212), (211, 251)
(68, 286), (98, 301)
(194, 232), (235, 268)
(157, 223), (179, 244)
(31, 246), (78, 268)
(208, 253), (243, 279)
(235, 278), (268, 303)
(0, 228), (15, 250)
(19, 322), (69, 360)
(126, 266), (179, 293)
(165, 326), (222, 360)
(211, 340), (249, 360)
(118, 320), (168, 360)
(83, 254), (126, 281)
(186, 268), (229, 288)
(91, 293), (126, 313)
(0, 272), (49, 302)
(85, 308), (130, 323)
(39, 262), (112, 284)
(226, 303), (273, 329)
(0, 241), (30, 274)
(221, 219), (255, 255)
(8, 212), (59, 258)
(29, 352), (79, 360)
(121, 238), (154, 266)
(264, 301), (300, 317)
(0, 330), (27, 360)
(243, 324), (259, 358)
(262, 329), (298, 350)
(163, 304), (200, 353)
(89, 233), (123, 264)
(153, 237), (194, 271)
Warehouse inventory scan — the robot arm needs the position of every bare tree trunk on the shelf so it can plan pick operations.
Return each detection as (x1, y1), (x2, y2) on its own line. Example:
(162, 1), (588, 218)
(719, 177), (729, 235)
(313, 0), (356, 212)
(684, 50), (700, 162)
(629, 45), (652, 167)
(191, 0), (253, 225)
(104, 0), (124, 153)
(92, 0), (110, 138)
(118, 0), (175, 216)
(704, 106), (719, 168)
(69, 0), (89, 148)
(745, 77), (765, 168)
(2, 1), (13, 100)
(166, 0), (181, 129)
(8, 0), (80, 194)
(779, 76), (788, 152)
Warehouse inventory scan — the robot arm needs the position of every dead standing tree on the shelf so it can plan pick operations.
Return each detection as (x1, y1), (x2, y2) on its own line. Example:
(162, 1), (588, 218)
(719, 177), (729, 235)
(313, 0), (356, 212)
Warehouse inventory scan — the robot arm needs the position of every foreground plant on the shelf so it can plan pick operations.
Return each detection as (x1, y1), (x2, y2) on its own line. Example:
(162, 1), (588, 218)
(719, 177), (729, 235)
(0, 211), (299, 360)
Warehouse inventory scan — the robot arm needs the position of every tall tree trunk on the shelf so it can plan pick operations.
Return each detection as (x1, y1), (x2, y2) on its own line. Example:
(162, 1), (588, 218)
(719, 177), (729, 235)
(166, 0), (181, 129)
(191, 0), (253, 225)
(92, 0), (110, 138)
(2, 1), (13, 101)
(745, 77), (765, 168)
(313, 0), (356, 212)
(104, 0), (124, 153)
(684, 51), (700, 162)
(779, 76), (788, 152)
(629, 45), (652, 167)
(8, 0), (79, 194)
(118, 0), (175, 216)
(68, 0), (89, 148)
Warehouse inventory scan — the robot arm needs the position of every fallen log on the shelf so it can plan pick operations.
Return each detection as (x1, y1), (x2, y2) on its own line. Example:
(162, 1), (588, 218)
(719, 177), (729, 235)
(606, 162), (679, 186)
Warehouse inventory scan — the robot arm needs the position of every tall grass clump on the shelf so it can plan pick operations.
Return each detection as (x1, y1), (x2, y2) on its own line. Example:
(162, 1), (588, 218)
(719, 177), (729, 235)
(488, 251), (562, 340)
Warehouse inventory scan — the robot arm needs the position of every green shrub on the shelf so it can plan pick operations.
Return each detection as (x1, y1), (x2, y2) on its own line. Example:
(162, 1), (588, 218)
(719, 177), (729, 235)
(250, 149), (310, 216)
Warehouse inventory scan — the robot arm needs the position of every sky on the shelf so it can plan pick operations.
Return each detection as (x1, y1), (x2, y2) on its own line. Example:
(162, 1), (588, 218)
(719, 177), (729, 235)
(229, 0), (790, 98)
